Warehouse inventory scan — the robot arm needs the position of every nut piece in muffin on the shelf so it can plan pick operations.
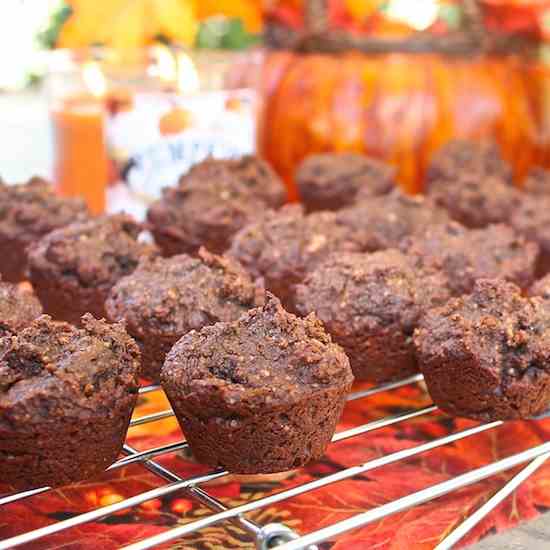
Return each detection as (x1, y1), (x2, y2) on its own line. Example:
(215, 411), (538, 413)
(400, 222), (539, 297)
(147, 155), (286, 256)
(28, 214), (159, 325)
(161, 294), (353, 474)
(295, 152), (394, 212)
(510, 194), (550, 276)
(295, 250), (450, 382)
(523, 167), (550, 195)
(0, 279), (42, 338)
(414, 279), (550, 421)
(426, 173), (522, 229)
(335, 189), (451, 252)
(229, 205), (362, 312)
(426, 140), (513, 186)
(106, 248), (265, 381)
(0, 177), (88, 282)
(0, 314), (140, 490)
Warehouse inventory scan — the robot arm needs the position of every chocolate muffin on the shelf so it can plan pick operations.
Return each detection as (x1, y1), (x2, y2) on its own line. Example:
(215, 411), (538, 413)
(523, 167), (550, 195)
(295, 152), (394, 212)
(147, 155), (286, 256)
(335, 189), (451, 252)
(414, 279), (550, 421)
(400, 222), (539, 297)
(229, 205), (362, 311)
(529, 274), (550, 299)
(161, 294), (353, 474)
(0, 177), (88, 282)
(426, 173), (522, 229)
(510, 194), (550, 276)
(0, 280), (42, 338)
(426, 140), (513, 186)
(106, 248), (265, 381)
(28, 214), (159, 325)
(295, 250), (450, 382)
(0, 314), (140, 490)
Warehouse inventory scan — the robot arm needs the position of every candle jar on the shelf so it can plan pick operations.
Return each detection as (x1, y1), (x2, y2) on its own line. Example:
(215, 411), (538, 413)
(46, 47), (264, 217)
(47, 45), (263, 218)
(46, 49), (110, 214)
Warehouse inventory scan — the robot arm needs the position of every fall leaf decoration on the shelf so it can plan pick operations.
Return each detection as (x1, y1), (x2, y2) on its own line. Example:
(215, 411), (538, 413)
(344, 0), (385, 23)
(57, 0), (197, 49)
(480, 0), (550, 39)
(194, 0), (264, 33)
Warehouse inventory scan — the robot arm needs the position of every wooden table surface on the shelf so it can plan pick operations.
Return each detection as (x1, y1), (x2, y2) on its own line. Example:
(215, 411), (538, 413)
(0, 89), (548, 550)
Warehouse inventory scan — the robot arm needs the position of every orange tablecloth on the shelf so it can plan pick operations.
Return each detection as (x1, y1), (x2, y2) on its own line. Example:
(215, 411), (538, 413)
(2, 382), (550, 549)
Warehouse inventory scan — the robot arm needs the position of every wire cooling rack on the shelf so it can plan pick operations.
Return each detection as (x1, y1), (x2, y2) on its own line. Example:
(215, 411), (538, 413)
(1, 373), (549, 550)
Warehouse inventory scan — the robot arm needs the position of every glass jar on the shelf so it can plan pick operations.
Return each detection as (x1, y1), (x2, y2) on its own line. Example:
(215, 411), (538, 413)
(46, 47), (264, 217)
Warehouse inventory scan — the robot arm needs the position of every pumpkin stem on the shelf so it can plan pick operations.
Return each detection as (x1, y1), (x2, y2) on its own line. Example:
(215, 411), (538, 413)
(267, 0), (535, 56)
(462, 0), (485, 43)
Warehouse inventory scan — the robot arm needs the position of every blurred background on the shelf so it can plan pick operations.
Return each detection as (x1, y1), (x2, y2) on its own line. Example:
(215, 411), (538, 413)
(2, 3), (550, 549)
(1, 0), (550, 211)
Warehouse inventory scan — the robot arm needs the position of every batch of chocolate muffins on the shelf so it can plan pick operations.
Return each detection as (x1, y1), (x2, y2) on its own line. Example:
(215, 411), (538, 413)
(1, 144), (550, 492)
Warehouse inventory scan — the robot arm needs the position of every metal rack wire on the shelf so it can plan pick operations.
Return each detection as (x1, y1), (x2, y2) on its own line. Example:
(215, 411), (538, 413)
(1, 373), (549, 550)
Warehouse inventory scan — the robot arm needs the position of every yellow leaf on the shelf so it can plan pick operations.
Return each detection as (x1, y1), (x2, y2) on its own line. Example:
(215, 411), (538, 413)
(194, 0), (263, 33)
(151, 0), (197, 45)
(344, 0), (384, 22)
(57, 0), (197, 49)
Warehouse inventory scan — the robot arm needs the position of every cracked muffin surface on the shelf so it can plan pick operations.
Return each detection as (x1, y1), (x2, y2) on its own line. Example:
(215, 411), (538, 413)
(0, 314), (140, 490)
(147, 155), (286, 256)
(426, 173), (522, 229)
(295, 250), (450, 382)
(0, 279), (42, 338)
(414, 279), (550, 420)
(0, 177), (88, 282)
(426, 140), (512, 186)
(229, 205), (362, 312)
(295, 152), (394, 212)
(28, 214), (158, 324)
(106, 248), (265, 380)
(161, 294), (353, 473)
(510, 194), (550, 276)
(400, 222), (539, 296)
(336, 189), (451, 253)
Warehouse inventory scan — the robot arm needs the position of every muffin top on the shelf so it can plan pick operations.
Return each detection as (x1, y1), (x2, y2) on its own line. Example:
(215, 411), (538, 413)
(530, 274), (550, 299)
(336, 189), (451, 252)
(401, 222), (539, 296)
(426, 173), (522, 229)
(0, 281), (42, 338)
(426, 140), (512, 185)
(295, 152), (394, 211)
(0, 177), (88, 243)
(415, 279), (550, 382)
(510, 194), (550, 254)
(524, 167), (550, 196)
(161, 294), (353, 415)
(185, 155), (286, 207)
(295, 250), (450, 334)
(106, 248), (265, 340)
(28, 214), (158, 292)
(147, 156), (286, 255)
(229, 205), (362, 306)
(0, 314), (140, 426)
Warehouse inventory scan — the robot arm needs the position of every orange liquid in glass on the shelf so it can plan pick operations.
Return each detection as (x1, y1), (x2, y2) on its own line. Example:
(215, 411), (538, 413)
(52, 95), (108, 214)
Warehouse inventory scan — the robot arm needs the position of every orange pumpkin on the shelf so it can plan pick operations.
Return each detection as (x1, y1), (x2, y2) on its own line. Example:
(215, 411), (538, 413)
(258, 51), (544, 200)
